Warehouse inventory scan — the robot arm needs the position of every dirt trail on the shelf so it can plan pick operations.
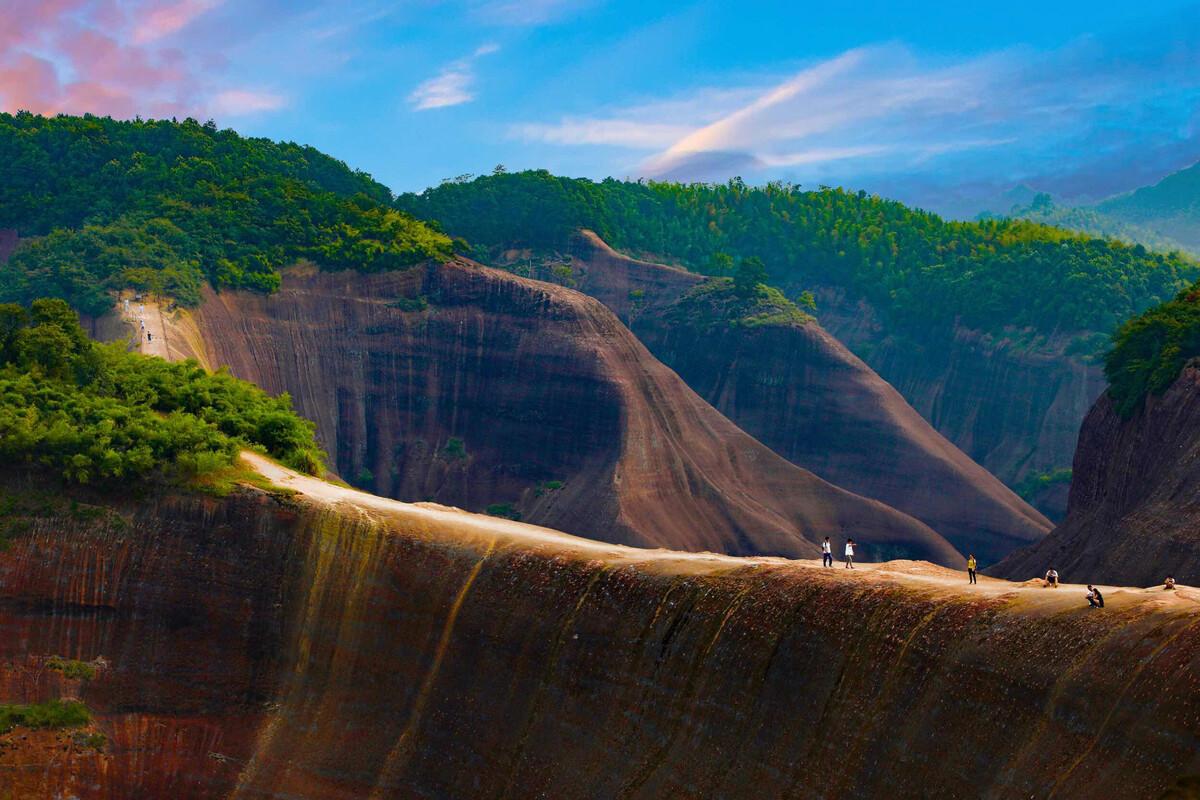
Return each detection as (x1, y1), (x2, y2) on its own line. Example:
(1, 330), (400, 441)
(243, 451), (1196, 613)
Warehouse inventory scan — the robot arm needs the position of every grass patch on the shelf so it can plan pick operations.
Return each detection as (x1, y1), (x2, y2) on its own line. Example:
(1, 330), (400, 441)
(1014, 468), (1073, 502)
(0, 699), (90, 734)
(442, 437), (467, 461)
(668, 278), (814, 331)
(46, 657), (97, 681)
(387, 295), (429, 312)
(485, 503), (521, 520)
(184, 460), (297, 500)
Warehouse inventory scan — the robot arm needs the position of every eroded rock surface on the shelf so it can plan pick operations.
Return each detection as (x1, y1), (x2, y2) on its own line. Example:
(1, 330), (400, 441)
(1, 463), (1197, 799)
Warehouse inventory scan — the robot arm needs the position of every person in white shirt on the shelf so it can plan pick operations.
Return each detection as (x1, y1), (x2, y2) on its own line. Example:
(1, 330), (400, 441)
(844, 539), (856, 569)
(1045, 568), (1059, 588)
(821, 537), (833, 568)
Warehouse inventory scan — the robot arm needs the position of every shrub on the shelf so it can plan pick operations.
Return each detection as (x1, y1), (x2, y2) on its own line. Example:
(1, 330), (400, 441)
(485, 503), (521, 520)
(0, 298), (326, 484)
(442, 437), (467, 461)
(0, 699), (90, 734)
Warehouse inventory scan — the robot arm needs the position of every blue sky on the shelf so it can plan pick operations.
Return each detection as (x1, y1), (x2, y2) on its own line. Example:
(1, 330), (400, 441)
(4, 0), (1200, 215)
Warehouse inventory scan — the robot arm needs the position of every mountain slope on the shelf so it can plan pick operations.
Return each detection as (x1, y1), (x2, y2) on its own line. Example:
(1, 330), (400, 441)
(557, 231), (1049, 564)
(160, 258), (960, 563)
(398, 171), (1198, 497)
(992, 365), (1200, 586)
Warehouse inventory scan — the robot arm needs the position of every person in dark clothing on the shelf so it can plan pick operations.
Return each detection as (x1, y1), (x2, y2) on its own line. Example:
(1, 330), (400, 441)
(1087, 585), (1105, 608)
(821, 537), (833, 568)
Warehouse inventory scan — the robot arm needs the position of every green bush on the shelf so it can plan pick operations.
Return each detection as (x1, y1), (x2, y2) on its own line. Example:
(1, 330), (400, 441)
(442, 437), (467, 461)
(485, 502), (520, 520)
(0, 699), (90, 734)
(1105, 285), (1200, 415)
(46, 657), (97, 681)
(0, 298), (325, 484)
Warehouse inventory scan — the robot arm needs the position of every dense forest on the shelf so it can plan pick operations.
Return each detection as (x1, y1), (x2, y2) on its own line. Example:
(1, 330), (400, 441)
(398, 170), (1199, 341)
(0, 113), (451, 316)
(1105, 284), (1200, 416)
(0, 298), (325, 484)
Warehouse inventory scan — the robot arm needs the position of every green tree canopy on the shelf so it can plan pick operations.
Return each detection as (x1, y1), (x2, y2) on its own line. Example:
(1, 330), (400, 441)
(0, 113), (452, 315)
(0, 298), (326, 484)
(398, 170), (1199, 342)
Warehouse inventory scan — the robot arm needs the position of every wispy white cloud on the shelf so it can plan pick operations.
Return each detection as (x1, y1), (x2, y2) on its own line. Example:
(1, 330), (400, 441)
(210, 88), (287, 115)
(512, 33), (1200, 195)
(408, 42), (500, 111)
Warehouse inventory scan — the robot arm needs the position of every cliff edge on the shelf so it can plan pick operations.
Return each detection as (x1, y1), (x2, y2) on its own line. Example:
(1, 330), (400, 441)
(0, 457), (1197, 799)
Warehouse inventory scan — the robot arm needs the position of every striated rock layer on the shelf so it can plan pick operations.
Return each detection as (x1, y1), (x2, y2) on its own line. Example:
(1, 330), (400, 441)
(561, 232), (1049, 565)
(812, 285), (1105, 507)
(993, 365), (1200, 587)
(180, 260), (958, 564)
(2, 461), (1199, 799)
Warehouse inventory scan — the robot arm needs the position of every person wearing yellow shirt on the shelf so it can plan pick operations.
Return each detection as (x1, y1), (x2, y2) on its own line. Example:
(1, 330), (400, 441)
(967, 554), (977, 585)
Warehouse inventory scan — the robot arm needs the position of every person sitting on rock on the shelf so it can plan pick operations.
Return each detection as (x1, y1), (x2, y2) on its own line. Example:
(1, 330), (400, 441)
(1087, 584), (1104, 608)
(1045, 568), (1059, 588)
(1165, 576), (1177, 591)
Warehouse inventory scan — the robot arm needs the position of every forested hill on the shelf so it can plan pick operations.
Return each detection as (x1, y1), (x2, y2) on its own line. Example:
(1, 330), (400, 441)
(0, 113), (451, 316)
(397, 171), (1199, 342)
(1097, 160), (1200, 252)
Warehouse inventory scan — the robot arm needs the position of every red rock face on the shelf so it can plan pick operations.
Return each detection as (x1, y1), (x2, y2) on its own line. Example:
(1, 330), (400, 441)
(562, 232), (1049, 565)
(993, 365), (1200, 586)
(2, 483), (1198, 799)
(813, 284), (1105, 505)
(188, 259), (959, 565)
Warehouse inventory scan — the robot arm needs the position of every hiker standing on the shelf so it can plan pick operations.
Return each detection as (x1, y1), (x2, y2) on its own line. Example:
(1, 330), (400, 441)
(844, 539), (856, 569)
(821, 537), (833, 568)
(967, 554), (977, 585)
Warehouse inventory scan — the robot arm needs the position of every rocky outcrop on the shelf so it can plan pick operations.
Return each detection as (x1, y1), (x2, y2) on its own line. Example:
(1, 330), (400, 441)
(993, 365), (1200, 587)
(813, 285), (1104, 501)
(180, 261), (959, 564)
(562, 232), (1049, 565)
(2, 463), (1199, 799)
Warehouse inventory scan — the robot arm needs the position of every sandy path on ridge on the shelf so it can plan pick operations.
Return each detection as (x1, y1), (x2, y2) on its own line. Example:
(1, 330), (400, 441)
(242, 452), (1199, 615)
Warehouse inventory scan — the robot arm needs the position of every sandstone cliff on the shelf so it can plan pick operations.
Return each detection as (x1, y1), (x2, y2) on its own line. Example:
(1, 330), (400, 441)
(993, 365), (1200, 587)
(1, 459), (1198, 799)
(175, 260), (958, 564)
(813, 285), (1104, 517)
(560, 232), (1049, 565)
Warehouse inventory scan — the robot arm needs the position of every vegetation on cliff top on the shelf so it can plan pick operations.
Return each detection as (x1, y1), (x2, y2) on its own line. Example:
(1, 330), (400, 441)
(0, 699), (90, 735)
(0, 298), (325, 484)
(0, 113), (452, 315)
(1105, 285), (1200, 416)
(397, 170), (1199, 341)
(669, 272), (815, 332)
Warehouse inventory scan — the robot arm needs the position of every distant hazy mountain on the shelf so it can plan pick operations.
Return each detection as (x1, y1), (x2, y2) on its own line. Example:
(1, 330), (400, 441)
(996, 192), (1195, 256)
(1097, 161), (1200, 254)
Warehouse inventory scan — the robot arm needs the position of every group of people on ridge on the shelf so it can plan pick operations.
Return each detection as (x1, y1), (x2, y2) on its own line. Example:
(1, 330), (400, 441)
(818, 539), (1182, 607)
(820, 537), (856, 569)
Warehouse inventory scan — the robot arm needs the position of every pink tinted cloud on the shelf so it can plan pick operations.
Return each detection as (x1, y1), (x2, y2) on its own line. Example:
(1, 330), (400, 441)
(132, 0), (224, 44)
(0, 0), (281, 120)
